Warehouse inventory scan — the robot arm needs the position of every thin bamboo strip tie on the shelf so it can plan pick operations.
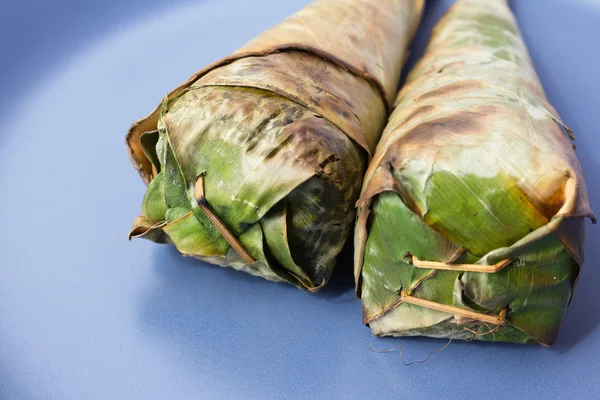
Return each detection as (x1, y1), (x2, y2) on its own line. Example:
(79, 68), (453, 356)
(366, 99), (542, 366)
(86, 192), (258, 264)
(412, 256), (513, 273)
(195, 174), (256, 264)
(400, 290), (507, 325)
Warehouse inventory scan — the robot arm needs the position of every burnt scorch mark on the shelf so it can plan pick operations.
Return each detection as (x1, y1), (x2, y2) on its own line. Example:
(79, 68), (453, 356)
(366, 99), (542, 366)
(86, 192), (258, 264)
(317, 154), (341, 172)
(263, 132), (293, 160)
(417, 80), (485, 101)
(270, 119), (285, 129)
(337, 109), (351, 119)
(397, 111), (487, 144)
(245, 139), (259, 153)
(401, 105), (437, 127)
(535, 180), (567, 221)
(253, 113), (278, 135)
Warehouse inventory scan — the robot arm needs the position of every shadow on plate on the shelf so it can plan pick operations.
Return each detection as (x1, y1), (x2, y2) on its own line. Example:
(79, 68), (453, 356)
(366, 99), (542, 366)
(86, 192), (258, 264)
(135, 244), (362, 388)
(312, 238), (358, 300)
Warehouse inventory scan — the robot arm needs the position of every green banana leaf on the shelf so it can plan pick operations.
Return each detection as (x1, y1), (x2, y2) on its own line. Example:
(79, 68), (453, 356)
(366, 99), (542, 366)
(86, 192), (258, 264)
(134, 83), (366, 289)
(355, 0), (596, 345)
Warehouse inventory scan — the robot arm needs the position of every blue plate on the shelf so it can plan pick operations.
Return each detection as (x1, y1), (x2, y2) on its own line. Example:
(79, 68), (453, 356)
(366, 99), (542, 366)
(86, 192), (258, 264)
(1, 0), (598, 399)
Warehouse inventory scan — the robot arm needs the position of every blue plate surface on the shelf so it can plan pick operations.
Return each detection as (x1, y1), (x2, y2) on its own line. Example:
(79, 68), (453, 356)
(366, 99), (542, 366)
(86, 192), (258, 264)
(1, 1), (599, 399)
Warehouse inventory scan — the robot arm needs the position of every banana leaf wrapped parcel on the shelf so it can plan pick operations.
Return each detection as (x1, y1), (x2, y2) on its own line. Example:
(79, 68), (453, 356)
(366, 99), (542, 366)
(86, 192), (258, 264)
(355, 0), (596, 345)
(127, 0), (424, 291)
